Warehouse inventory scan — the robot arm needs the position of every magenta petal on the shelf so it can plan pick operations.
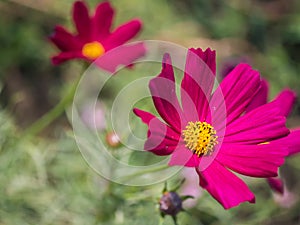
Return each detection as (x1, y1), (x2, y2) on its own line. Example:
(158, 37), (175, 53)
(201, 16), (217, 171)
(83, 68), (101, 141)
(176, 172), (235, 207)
(133, 108), (180, 155)
(180, 48), (216, 121)
(269, 89), (297, 117)
(103, 19), (142, 50)
(149, 54), (183, 132)
(50, 26), (82, 51)
(267, 177), (284, 194)
(224, 102), (289, 144)
(210, 64), (261, 127)
(217, 143), (288, 177)
(272, 129), (300, 156)
(133, 108), (154, 125)
(197, 161), (255, 209)
(52, 51), (86, 65)
(95, 42), (145, 73)
(246, 79), (269, 113)
(73, 1), (91, 41)
(92, 1), (114, 40)
(168, 146), (200, 167)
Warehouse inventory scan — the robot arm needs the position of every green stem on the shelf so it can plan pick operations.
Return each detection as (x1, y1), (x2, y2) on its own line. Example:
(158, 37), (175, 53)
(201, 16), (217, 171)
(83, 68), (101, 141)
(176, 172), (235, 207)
(120, 164), (170, 182)
(24, 75), (81, 137)
(159, 217), (165, 225)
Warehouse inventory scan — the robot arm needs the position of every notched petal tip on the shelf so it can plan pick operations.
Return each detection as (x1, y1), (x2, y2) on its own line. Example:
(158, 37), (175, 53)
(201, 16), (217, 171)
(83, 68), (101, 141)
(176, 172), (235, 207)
(97, 1), (113, 9)
(187, 47), (216, 74)
(188, 47), (216, 54)
(73, 1), (87, 9)
(73, 0), (88, 15)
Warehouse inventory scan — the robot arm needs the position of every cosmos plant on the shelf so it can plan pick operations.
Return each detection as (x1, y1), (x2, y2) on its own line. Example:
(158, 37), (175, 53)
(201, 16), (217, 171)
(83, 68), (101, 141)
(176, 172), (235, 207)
(134, 48), (290, 209)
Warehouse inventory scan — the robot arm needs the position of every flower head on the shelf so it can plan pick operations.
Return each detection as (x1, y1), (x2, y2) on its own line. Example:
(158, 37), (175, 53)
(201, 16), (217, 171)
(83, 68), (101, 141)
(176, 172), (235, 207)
(134, 48), (290, 209)
(50, 1), (144, 72)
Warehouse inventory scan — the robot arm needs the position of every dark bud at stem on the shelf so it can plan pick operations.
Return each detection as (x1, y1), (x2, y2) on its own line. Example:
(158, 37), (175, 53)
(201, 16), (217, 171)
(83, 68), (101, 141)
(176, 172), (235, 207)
(159, 191), (183, 217)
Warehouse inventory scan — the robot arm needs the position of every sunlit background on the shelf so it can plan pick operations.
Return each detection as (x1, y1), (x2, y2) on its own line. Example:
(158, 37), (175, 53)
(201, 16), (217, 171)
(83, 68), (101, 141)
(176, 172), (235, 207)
(0, 0), (300, 224)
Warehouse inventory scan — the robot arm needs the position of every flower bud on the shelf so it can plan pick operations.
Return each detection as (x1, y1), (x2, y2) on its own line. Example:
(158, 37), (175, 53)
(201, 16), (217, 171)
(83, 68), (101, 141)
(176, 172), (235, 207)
(106, 132), (121, 147)
(159, 191), (183, 216)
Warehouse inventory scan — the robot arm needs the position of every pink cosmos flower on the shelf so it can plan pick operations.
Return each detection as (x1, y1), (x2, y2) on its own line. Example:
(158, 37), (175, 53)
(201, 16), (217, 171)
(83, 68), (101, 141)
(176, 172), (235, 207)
(50, 1), (144, 72)
(246, 79), (300, 194)
(134, 48), (290, 209)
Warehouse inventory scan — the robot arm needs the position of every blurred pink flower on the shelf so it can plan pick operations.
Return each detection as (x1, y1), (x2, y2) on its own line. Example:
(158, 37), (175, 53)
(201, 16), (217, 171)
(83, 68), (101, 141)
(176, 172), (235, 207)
(273, 188), (298, 208)
(81, 101), (106, 131)
(50, 1), (144, 72)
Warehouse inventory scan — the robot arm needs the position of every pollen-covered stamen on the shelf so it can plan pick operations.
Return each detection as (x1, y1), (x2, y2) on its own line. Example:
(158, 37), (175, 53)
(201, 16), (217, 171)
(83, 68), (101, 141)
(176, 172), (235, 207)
(82, 41), (105, 59)
(182, 121), (218, 157)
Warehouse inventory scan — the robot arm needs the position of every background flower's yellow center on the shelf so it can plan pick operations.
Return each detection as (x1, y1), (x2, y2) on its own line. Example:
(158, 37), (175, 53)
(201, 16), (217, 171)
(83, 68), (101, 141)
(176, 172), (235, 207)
(182, 121), (218, 157)
(82, 41), (105, 59)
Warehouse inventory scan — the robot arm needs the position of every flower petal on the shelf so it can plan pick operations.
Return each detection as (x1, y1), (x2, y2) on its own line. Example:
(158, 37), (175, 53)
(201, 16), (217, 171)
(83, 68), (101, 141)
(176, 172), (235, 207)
(197, 161), (255, 209)
(95, 42), (145, 73)
(217, 143), (288, 177)
(180, 48), (216, 121)
(267, 177), (284, 194)
(224, 102), (289, 144)
(51, 51), (86, 65)
(149, 54), (183, 132)
(168, 146), (200, 167)
(246, 79), (269, 113)
(271, 129), (300, 156)
(103, 19), (142, 50)
(210, 64), (261, 128)
(133, 108), (180, 156)
(49, 26), (82, 51)
(73, 1), (91, 41)
(92, 1), (114, 40)
(269, 89), (297, 117)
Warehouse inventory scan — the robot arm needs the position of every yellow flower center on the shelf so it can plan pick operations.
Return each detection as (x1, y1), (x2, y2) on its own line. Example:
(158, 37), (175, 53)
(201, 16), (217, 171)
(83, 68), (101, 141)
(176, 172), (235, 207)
(182, 121), (218, 157)
(82, 41), (105, 59)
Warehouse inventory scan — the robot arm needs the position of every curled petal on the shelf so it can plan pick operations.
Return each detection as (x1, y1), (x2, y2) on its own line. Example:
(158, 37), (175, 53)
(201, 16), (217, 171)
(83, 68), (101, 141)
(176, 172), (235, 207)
(267, 177), (284, 194)
(149, 54), (183, 132)
(133, 108), (180, 156)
